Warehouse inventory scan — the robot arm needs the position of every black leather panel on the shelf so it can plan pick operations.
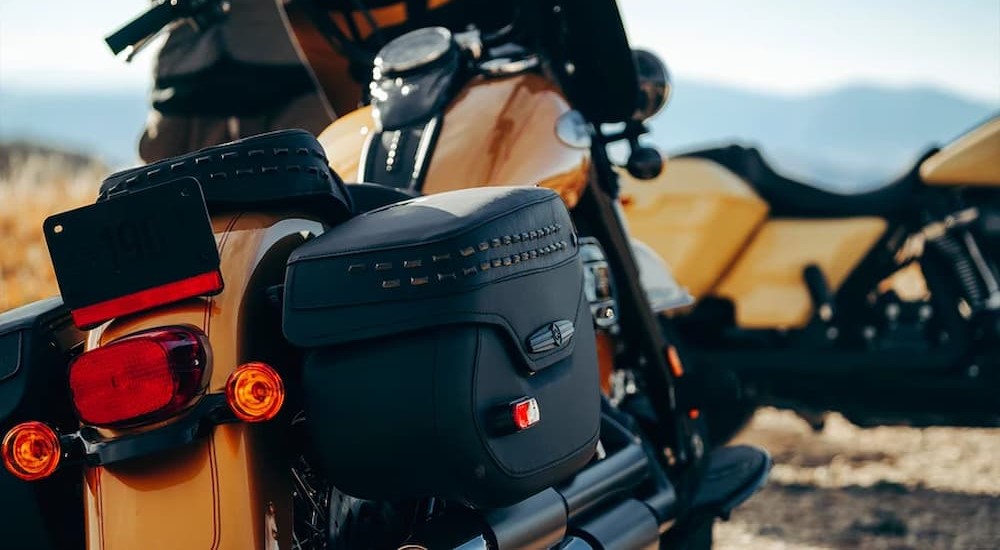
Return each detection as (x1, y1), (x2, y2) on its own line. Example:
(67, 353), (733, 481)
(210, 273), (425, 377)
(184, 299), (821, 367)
(360, 117), (442, 191)
(681, 145), (921, 218)
(99, 129), (353, 222)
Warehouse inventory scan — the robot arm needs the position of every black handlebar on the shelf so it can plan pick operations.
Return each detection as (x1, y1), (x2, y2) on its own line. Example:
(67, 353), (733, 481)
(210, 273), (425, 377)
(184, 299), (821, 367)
(105, 0), (230, 57)
(105, 1), (177, 55)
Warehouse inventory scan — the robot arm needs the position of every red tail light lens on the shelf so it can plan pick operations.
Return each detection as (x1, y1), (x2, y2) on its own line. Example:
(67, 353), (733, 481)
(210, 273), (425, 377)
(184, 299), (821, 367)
(68, 327), (208, 427)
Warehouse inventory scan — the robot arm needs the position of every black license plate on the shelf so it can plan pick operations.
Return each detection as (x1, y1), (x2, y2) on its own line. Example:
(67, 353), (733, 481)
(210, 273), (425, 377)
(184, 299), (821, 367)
(44, 177), (221, 325)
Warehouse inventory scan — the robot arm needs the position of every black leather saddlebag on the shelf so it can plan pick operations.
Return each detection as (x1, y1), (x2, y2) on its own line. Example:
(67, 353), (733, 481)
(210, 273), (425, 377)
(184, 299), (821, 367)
(0, 298), (85, 549)
(283, 186), (600, 508)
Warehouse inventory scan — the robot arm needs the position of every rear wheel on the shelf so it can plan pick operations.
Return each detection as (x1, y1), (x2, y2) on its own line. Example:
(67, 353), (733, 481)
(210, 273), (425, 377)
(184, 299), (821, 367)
(327, 490), (419, 550)
(662, 517), (714, 549)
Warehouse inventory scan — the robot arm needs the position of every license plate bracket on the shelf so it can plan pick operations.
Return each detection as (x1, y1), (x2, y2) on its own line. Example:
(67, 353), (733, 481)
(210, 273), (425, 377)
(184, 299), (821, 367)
(44, 177), (221, 328)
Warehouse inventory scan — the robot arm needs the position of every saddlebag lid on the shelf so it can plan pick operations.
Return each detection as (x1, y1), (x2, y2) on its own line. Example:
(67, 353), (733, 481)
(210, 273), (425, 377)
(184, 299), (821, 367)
(282, 186), (582, 371)
(98, 129), (352, 221)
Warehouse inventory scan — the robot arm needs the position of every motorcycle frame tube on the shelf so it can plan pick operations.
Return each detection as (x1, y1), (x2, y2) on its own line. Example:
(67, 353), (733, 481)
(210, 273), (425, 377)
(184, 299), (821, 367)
(573, 163), (690, 466)
(82, 212), (322, 550)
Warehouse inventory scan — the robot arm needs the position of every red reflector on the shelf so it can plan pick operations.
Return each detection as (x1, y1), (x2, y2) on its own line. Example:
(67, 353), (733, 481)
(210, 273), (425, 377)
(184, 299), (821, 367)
(512, 398), (541, 431)
(68, 327), (208, 427)
(71, 271), (223, 329)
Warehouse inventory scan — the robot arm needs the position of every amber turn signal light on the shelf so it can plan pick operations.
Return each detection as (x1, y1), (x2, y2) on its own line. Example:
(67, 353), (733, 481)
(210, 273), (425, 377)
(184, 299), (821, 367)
(226, 362), (285, 422)
(2, 421), (62, 481)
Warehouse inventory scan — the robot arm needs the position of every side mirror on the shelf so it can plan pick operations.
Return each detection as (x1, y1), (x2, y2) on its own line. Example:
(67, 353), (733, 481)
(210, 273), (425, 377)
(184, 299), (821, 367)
(631, 49), (672, 122)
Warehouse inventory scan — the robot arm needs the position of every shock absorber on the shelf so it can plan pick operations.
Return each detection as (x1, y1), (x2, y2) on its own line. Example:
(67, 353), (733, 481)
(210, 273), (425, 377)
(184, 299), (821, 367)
(927, 230), (986, 307)
(923, 208), (1000, 312)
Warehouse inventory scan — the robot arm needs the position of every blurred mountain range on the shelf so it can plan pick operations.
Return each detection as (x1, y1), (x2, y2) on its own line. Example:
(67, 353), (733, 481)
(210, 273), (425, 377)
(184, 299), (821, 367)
(650, 82), (997, 190)
(1, 82), (996, 188)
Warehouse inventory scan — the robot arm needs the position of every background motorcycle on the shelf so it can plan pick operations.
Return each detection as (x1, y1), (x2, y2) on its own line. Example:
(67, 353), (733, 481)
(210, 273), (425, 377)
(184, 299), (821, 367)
(0, 0), (768, 548)
(620, 114), (1000, 443)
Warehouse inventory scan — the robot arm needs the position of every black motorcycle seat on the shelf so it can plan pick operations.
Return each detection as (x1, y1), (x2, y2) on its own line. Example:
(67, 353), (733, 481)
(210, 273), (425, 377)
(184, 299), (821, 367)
(98, 129), (353, 222)
(346, 182), (417, 213)
(681, 145), (921, 218)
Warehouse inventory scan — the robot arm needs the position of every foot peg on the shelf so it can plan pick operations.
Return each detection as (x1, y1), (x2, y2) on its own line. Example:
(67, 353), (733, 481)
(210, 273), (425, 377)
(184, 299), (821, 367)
(690, 444), (770, 520)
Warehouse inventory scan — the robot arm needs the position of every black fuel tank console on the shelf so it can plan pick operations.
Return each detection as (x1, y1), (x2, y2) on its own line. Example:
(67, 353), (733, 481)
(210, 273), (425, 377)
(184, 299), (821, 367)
(362, 27), (461, 191)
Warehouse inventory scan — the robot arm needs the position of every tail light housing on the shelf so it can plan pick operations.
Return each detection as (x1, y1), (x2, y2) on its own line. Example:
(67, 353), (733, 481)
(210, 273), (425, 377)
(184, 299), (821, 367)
(68, 327), (209, 427)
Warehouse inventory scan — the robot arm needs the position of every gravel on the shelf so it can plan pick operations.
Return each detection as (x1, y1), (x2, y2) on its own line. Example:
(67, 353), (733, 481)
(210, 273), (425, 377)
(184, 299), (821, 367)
(714, 408), (1000, 549)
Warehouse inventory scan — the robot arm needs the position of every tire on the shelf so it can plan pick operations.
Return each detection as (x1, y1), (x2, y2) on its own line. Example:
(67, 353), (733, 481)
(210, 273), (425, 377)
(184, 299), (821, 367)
(657, 317), (756, 448)
(327, 489), (419, 550)
(662, 517), (714, 550)
(703, 394), (756, 448)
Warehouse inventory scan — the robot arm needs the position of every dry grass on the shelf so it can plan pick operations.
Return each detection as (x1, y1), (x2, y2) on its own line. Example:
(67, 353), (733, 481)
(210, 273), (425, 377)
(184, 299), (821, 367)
(0, 146), (105, 312)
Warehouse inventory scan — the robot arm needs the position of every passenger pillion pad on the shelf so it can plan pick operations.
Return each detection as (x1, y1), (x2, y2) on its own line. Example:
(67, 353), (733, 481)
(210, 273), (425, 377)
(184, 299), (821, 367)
(682, 145), (923, 218)
(98, 129), (353, 222)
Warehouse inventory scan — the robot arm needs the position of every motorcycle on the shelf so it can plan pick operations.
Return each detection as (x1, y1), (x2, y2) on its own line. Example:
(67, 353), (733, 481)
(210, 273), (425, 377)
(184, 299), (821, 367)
(619, 114), (1000, 441)
(0, 1), (769, 549)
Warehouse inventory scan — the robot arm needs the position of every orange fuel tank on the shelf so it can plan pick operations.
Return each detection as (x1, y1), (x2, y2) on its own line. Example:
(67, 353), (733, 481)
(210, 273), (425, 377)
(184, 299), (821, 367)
(319, 73), (592, 208)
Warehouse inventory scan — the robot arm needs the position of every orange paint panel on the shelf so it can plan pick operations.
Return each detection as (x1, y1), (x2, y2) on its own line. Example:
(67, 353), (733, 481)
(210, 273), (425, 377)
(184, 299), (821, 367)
(86, 441), (218, 550)
(596, 332), (616, 395)
(83, 212), (317, 550)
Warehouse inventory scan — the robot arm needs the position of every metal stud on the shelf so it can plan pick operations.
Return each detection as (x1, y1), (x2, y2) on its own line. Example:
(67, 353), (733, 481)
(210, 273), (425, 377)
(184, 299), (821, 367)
(492, 259), (502, 268)
(382, 279), (401, 289)
(348, 264), (366, 274)
(403, 259), (423, 268)
(375, 262), (393, 271)
(460, 247), (475, 257)
(478, 242), (490, 252)
(410, 276), (429, 286)
(221, 152), (238, 161)
(480, 262), (491, 271)
(438, 273), (457, 282)
(432, 253), (451, 263)
(502, 257), (513, 266)
(502, 236), (512, 245)
(463, 267), (478, 276)
(491, 238), (502, 248)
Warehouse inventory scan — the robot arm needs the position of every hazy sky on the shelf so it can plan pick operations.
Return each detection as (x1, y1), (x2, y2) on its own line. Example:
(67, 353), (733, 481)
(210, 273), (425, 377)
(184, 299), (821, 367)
(1, 0), (998, 103)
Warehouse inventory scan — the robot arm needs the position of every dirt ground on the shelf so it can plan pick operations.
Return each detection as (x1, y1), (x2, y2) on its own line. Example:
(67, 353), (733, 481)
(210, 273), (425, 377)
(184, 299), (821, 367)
(712, 409), (1000, 549)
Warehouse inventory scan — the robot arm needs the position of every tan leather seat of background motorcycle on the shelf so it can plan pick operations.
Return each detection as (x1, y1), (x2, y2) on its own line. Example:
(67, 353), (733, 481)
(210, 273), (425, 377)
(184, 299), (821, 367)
(715, 218), (887, 328)
(620, 157), (769, 298)
(920, 116), (1000, 186)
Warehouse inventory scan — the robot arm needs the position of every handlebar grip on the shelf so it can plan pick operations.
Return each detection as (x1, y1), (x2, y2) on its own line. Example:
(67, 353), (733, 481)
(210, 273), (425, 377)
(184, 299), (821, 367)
(105, 1), (178, 55)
